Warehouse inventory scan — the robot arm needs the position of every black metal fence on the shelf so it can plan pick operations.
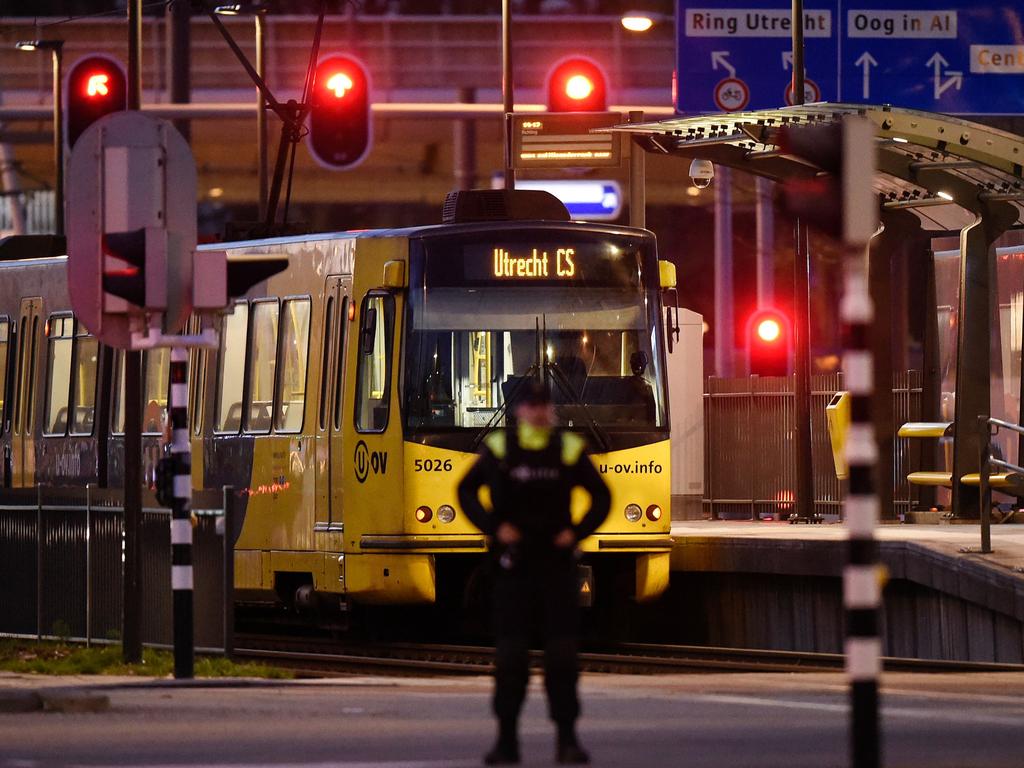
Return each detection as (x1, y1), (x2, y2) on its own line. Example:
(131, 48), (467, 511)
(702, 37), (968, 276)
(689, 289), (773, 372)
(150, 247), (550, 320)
(704, 371), (922, 520)
(0, 486), (234, 652)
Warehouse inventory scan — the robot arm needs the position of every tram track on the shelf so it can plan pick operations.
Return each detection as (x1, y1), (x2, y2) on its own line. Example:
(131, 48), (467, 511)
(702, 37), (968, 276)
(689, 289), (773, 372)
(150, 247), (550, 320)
(231, 634), (1024, 677)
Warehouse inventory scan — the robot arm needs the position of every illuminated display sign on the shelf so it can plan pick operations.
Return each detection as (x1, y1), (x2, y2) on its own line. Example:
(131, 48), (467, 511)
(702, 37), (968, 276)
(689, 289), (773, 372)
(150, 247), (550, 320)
(512, 113), (622, 169)
(492, 246), (576, 279)
(422, 237), (650, 289)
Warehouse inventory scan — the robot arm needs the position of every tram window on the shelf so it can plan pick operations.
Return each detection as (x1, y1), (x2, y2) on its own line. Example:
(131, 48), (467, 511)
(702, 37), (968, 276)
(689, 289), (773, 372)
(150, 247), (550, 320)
(355, 294), (394, 433)
(143, 348), (169, 434)
(275, 298), (310, 433)
(215, 302), (249, 433)
(332, 296), (349, 432)
(245, 300), (279, 434)
(69, 329), (98, 435)
(13, 314), (26, 435)
(318, 296), (335, 431)
(0, 318), (9, 430)
(24, 316), (39, 433)
(112, 351), (125, 434)
(191, 346), (207, 436)
(43, 315), (74, 435)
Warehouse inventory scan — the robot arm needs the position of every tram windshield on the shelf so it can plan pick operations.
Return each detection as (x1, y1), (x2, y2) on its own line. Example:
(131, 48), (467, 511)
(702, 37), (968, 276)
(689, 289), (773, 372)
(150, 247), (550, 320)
(403, 232), (667, 442)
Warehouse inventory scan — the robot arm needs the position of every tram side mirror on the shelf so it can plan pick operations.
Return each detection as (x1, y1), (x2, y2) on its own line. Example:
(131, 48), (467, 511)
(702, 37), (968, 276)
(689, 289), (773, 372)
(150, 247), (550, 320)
(360, 307), (377, 355)
(664, 290), (680, 354)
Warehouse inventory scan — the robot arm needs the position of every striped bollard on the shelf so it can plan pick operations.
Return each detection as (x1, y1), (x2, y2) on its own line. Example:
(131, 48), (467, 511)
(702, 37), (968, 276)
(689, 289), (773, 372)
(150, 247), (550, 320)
(842, 261), (881, 768)
(169, 345), (194, 679)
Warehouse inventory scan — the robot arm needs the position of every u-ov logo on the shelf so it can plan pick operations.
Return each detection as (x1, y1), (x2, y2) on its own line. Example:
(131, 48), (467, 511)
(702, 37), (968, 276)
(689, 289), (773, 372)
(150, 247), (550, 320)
(354, 440), (388, 483)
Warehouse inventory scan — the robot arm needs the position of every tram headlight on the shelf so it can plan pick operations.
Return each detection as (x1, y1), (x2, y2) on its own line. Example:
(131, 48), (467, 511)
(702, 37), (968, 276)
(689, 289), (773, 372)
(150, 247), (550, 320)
(646, 504), (662, 522)
(415, 506), (433, 523)
(624, 503), (643, 522)
(437, 504), (456, 524)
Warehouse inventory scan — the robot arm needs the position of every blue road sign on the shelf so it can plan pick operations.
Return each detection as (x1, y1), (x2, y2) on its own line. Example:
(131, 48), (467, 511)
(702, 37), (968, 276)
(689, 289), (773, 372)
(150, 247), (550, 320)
(514, 180), (623, 221)
(839, 2), (1024, 114)
(676, 1), (1024, 115)
(676, 1), (840, 114)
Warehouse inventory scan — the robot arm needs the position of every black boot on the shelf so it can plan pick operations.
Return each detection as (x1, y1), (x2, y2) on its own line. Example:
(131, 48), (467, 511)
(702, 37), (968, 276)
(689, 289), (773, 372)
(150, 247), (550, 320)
(484, 720), (520, 765)
(556, 724), (590, 765)
(483, 743), (520, 765)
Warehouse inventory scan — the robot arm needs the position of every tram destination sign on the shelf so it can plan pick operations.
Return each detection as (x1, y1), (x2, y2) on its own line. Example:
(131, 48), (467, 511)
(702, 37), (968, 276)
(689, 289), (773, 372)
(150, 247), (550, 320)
(424, 239), (644, 288)
(676, 1), (1024, 115)
(512, 113), (622, 168)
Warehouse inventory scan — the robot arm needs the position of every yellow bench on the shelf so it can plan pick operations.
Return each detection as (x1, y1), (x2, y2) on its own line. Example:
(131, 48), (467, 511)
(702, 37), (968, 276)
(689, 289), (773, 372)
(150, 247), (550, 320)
(898, 422), (953, 438)
(905, 470), (1024, 492)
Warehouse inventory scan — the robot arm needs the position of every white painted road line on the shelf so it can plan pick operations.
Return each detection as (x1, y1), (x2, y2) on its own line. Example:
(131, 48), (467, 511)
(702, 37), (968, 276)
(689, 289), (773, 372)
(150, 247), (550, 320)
(689, 693), (1024, 726)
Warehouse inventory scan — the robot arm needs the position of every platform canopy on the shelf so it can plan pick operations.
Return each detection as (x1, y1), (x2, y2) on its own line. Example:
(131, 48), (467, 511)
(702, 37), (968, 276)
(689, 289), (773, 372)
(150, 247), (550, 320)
(604, 103), (1024, 233)
(605, 103), (1024, 519)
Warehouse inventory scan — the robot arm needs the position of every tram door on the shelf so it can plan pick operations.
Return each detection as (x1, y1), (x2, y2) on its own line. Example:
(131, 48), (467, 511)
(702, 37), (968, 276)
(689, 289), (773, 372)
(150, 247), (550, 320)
(12, 298), (42, 487)
(315, 276), (350, 534)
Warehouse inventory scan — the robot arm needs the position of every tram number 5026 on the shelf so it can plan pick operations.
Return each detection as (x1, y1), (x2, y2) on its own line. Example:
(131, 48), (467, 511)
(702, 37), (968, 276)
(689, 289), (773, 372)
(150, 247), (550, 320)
(414, 458), (453, 472)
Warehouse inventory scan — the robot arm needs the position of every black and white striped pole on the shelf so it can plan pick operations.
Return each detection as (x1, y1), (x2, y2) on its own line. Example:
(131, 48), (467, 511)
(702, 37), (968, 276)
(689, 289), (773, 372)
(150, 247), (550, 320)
(781, 115), (879, 767)
(168, 345), (194, 679)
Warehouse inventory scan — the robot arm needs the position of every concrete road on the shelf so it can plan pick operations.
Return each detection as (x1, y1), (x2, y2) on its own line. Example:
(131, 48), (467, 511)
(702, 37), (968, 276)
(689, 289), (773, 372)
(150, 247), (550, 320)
(1, 671), (1023, 767)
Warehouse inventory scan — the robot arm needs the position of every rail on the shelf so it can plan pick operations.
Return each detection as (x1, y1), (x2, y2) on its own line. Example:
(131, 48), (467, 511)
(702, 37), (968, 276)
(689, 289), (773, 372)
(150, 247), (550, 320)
(231, 636), (1024, 676)
(977, 415), (1024, 554)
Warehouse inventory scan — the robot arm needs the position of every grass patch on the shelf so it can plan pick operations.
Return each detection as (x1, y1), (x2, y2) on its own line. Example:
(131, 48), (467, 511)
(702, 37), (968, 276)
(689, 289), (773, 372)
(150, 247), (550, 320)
(0, 639), (292, 679)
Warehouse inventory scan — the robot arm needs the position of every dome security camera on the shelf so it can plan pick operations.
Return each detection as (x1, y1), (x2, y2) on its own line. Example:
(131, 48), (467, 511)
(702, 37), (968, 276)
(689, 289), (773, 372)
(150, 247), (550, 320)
(689, 158), (715, 189)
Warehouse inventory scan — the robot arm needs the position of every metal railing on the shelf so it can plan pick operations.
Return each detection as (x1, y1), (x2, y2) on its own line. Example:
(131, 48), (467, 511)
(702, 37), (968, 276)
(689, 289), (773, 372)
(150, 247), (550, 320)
(978, 416), (1024, 553)
(0, 485), (235, 654)
(703, 372), (922, 521)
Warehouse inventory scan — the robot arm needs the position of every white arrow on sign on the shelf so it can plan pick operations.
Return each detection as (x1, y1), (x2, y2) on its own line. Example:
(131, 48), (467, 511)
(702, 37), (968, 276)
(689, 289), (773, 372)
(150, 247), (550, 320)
(782, 51), (794, 70)
(854, 52), (878, 99)
(926, 52), (963, 100)
(711, 51), (736, 78)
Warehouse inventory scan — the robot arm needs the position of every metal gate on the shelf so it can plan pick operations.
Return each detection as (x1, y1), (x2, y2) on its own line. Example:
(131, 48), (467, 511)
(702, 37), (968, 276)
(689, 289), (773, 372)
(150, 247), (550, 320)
(703, 371), (921, 520)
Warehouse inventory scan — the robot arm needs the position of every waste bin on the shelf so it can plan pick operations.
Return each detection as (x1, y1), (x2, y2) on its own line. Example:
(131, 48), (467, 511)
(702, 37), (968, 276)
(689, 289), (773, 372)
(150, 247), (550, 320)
(826, 391), (850, 480)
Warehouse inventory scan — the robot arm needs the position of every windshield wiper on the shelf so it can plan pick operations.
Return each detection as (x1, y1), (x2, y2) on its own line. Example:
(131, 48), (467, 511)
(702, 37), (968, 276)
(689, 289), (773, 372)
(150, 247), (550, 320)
(470, 362), (539, 451)
(546, 360), (611, 453)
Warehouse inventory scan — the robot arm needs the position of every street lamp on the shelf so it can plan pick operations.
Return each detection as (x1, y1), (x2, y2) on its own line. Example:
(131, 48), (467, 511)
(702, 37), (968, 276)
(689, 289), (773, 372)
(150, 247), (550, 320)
(215, 3), (269, 218)
(16, 39), (64, 235)
(620, 11), (671, 32)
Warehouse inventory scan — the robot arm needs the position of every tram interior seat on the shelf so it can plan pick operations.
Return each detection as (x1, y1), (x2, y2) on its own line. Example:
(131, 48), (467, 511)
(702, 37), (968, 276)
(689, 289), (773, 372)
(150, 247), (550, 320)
(72, 407), (94, 434)
(277, 400), (305, 432)
(50, 407), (68, 434)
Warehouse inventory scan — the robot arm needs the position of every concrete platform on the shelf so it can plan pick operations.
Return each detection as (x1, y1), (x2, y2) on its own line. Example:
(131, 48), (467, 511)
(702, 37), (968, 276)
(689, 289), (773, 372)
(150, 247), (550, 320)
(664, 520), (1024, 662)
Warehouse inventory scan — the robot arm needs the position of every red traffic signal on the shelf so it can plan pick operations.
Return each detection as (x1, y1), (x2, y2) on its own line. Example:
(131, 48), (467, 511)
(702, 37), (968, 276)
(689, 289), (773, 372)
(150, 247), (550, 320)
(66, 55), (127, 149)
(308, 54), (372, 170)
(747, 308), (791, 376)
(546, 56), (607, 112)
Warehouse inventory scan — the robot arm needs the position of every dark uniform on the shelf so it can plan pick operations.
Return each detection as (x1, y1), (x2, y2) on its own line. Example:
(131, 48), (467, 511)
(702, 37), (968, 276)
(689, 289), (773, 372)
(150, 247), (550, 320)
(458, 413), (611, 766)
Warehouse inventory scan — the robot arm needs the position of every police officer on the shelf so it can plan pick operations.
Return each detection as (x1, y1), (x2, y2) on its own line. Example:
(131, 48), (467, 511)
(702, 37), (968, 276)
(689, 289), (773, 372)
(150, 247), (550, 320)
(458, 379), (611, 766)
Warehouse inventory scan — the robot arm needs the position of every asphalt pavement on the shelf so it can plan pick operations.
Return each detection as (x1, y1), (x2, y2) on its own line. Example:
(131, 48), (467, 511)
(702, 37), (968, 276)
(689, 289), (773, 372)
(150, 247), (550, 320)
(2, 670), (1024, 767)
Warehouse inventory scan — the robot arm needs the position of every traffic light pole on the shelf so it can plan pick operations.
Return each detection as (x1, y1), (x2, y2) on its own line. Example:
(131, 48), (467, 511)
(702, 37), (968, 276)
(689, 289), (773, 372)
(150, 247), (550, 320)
(122, 0), (144, 667)
(168, 346), (194, 679)
(501, 0), (514, 191)
(137, 325), (219, 680)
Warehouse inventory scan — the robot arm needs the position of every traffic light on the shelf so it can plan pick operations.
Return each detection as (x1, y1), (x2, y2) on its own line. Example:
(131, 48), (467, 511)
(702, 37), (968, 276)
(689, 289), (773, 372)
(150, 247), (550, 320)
(546, 56), (607, 112)
(101, 227), (167, 313)
(66, 55), (127, 149)
(779, 117), (877, 247)
(308, 54), (372, 170)
(747, 308), (792, 376)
